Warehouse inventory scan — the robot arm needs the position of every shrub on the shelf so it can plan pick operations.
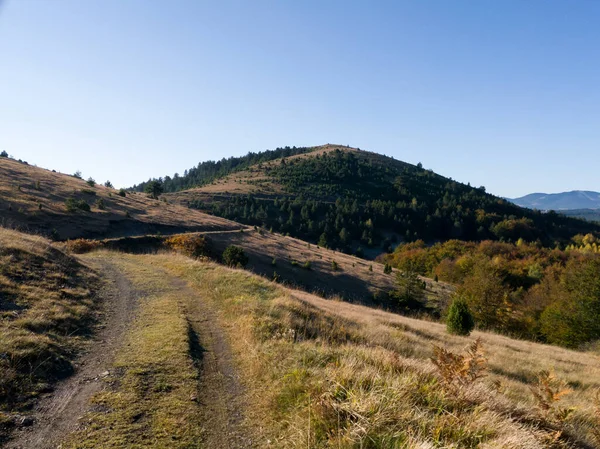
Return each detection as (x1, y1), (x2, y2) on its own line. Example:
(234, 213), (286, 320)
(222, 245), (249, 268)
(66, 239), (101, 254)
(446, 298), (475, 336)
(164, 234), (210, 258)
(96, 198), (106, 210)
(331, 260), (339, 271)
(86, 178), (96, 187)
(118, 189), (127, 197)
(0, 150), (7, 157)
(73, 170), (82, 179)
(104, 180), (114, 188)
(384, 263), (393, 274)
(65, 198), (91, 212)
(303, 261), (312, 270)
(530, 370), (574, 422)
(431, 338), (486, 394)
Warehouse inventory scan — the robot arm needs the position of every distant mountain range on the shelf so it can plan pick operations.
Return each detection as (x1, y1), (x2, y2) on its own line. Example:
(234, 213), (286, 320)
(510, 190), (600, 211)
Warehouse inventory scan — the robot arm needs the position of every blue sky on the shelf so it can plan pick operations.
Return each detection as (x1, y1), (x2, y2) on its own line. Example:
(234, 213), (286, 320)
(0, 0), (598, 197)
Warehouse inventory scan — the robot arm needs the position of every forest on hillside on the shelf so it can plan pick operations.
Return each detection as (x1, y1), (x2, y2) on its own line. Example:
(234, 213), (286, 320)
(385, 236), (600, 348)
(187, 149), (600, 251)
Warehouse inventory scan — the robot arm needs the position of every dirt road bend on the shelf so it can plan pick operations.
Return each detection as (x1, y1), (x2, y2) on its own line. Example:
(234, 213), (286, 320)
(6, 260), (140, 449)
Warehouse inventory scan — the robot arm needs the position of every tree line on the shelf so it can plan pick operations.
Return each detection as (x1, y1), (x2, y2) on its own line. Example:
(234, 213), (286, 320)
(385, 236), (600, 348)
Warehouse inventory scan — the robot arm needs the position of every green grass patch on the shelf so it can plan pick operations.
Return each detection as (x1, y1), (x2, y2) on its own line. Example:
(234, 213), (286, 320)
(63, 291), (203, 448)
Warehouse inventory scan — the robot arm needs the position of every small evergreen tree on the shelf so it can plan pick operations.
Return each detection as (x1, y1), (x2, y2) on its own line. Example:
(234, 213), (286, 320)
(222, 245), (249, 268)
(318, 233), (328, 248)
(74, 170), (82, 179)
(86, 177), (96, 187)
(104, 180), (114, 188)
(331, 260), (339, 271)
(384, 263), (392, 274)
(0, 150), (8, 158)
(395, 269), (425, 306)
(118, 188), (127, 197)
(446, 298), (475, 336)
(145, 180), (164, 199)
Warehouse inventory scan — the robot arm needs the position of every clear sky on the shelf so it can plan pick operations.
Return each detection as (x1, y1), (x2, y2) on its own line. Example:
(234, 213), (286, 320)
(0, 0), (598, 197)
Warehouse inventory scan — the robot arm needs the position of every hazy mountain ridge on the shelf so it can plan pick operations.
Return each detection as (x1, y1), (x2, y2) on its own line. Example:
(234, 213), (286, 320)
(511, 190), (600, 210)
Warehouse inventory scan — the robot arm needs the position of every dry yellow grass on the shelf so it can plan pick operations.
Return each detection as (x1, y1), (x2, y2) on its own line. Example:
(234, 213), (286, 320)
(4, 239), (599, 447)
(157, 253), (600, 448)
(0, 157), (242, 239)
(0, 228), (97, 438)
(191, 229), (451, 306)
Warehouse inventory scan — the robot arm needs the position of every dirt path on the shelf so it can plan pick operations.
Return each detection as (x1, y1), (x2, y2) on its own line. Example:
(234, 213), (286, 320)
(169, 275), (252, 448)
(5, 260), (141, 449)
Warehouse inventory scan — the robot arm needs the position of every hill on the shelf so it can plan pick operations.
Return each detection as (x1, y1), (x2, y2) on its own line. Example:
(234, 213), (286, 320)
(511, 190), (600, 210)
(562, 208), (600, 222)
(2, 154), (600, 448)
(0, 154), (445, 313)
(3, 237), (599, 448)
(158, 145), (600, 254)
(0, 156), (243, 240)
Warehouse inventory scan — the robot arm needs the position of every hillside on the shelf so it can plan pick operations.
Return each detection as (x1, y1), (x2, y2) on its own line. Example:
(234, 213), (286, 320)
(0, 228), (98, 443)
(2, 239), (599, 448)
(1, 166), (599, 447)
(511, 190), (600, 211)
(562, 208), (600, 223)
(0, 154), (450, 315)
(162, 145), (600, 254)
(0, 157), (243, 240)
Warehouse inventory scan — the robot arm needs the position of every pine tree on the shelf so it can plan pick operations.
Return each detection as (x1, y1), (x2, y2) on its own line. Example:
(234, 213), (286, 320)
(446, 298), (475, 336)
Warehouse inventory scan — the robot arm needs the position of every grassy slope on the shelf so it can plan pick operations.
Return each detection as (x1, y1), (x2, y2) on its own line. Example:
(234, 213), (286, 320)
(69, 251), (600, 448)
(94, 229), (452, 308)
(162, 256), (600, 449)
(0, 157), (242, 240)
(0, 228), (97, 439)
(202, 229), (452, 306)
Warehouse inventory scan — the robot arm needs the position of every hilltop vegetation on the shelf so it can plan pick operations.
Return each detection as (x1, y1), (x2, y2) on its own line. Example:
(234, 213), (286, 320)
(132, 145), (312, 193)
(163, 146), (600, 253)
